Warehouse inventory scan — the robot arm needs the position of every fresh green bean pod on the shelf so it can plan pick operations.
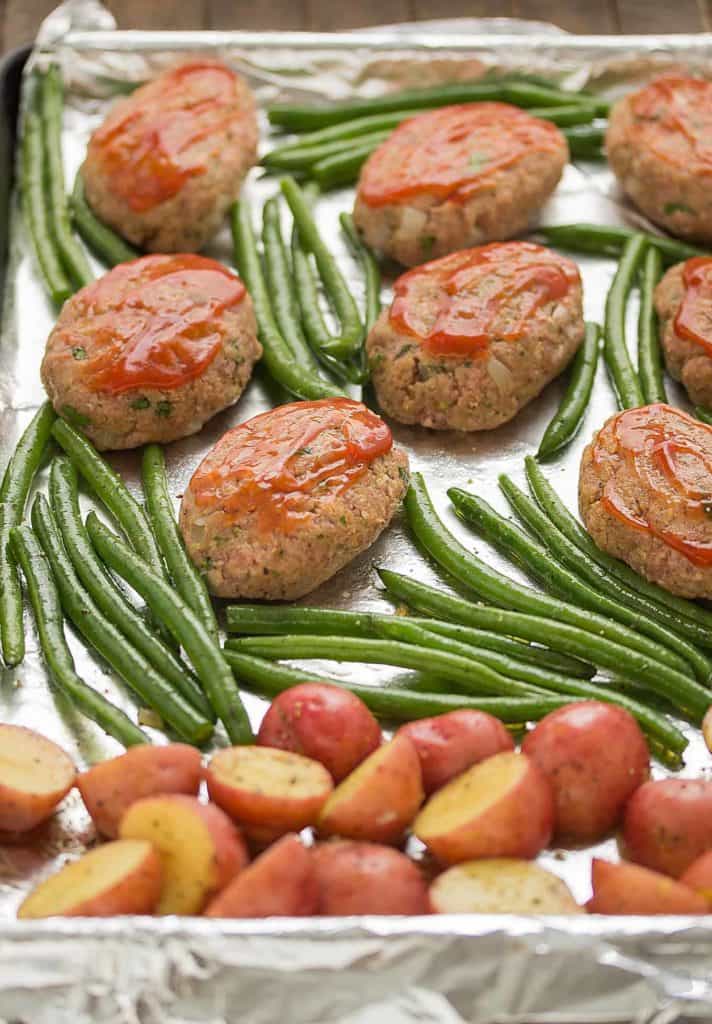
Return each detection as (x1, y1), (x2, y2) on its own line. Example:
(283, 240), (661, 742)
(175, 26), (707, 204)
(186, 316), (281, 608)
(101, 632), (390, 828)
(224, 649), (572, 724)
(339, 212), (381, 333)
(497, 473), (712, 676)
(141, 444), (219, 643)
(231, 199), (344, 400)
(31, 495), (213, 744)
(38, 67), (92, 289)
(227, 634), (547, 698)
(20, 109), (72, 306)
(450, 485), (708, 681)
(637, 246), (666, 404)
(402, 476), (710, 718)
(88, 514), (253, 744)
(0, 403), (56, 666)
(603, 233), (647, 409)
(537, 223), (708, 266)
(225, 602), (596, 678)
(695, 406), (712, 426)
(528, 103), (597, 127)
(49, 456), (212, 717)
(70, 173), (139, 267)
(563, 124), (605, 159)
(524, 455), (712, 638)
(265, 111), (415, 155)
(311, 141), (379, 191)
(264, 130), (390, 171)
(280, 177), (363, 357)
(537, 321), (600, 459)
(10, 524), (148, 747)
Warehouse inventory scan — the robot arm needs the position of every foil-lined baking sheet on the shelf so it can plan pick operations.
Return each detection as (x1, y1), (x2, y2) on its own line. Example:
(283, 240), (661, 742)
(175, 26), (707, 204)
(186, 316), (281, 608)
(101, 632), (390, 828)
(2, 3), (712, 1020)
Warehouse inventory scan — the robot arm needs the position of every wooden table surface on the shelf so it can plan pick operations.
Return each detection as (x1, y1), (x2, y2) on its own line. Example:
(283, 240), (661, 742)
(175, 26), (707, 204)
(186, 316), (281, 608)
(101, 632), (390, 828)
(0, 0), (710, 51)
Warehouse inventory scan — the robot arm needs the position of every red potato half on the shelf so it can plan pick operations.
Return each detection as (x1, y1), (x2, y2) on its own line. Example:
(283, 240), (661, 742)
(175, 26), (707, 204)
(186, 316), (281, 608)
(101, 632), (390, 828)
(119, 794), (247, 915)
(312, 840), (429, 915)
(680, 851), (712, 908)
(18, 839), (162, 918)
(413, 751), (554, 866)
(317, 734), (423, 845)
(587, 858), (708, 915)
(521, 701), (649, 843)
(206, 745), (333, 841)
(205, 833), (318, 918)
(429, 858), (583, 915)
(257, 683), (382, 782)
(623, 778), (712, 877)
(397, 710), (514, 796)
(0, 725), (76, 833)
(77, 744), (202, 838)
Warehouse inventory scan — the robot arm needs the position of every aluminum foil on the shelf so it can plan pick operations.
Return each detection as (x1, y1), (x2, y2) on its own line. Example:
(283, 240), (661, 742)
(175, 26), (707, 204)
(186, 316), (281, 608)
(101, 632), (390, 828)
(3, 3), (712, 1020)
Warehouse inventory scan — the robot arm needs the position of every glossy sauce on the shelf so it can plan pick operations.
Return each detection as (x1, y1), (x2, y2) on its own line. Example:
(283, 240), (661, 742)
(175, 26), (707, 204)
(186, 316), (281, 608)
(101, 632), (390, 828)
(593, 404), (712, 566)
(190, 398), (393, 534)
(91, 62), (238, 212)
(78, 255), (245, 393)
(673, 257), (712, 355)
(389, 242), (579, 357)
(631, 76), (712, 174)
(359, 103), (564, 207)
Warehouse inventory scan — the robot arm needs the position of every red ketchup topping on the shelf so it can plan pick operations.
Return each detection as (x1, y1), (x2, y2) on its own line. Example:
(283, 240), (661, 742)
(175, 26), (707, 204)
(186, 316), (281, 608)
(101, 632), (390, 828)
(189, 398), (393, 534)
(592, 404), (712, 567)
(389, 242), (579, 357)
(673, 257), (712, 355)
(630, 75), (712, 174)
(358, 102), (564, 207)
(76, 254), (245, 393)
(90, 61), (238, 212)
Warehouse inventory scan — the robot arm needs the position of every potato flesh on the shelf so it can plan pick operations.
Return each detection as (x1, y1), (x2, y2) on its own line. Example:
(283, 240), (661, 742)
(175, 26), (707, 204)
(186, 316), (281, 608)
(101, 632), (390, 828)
(416, 752), (525, 836)
(212, 747), (329, 799)
(0, 731), (74, 794)
(431, 858), (582, 914)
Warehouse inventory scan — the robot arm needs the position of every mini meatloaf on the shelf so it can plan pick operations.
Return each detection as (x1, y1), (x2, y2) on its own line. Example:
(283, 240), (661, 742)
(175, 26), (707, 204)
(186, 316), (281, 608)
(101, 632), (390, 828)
(579, 404), (712, 598)
(365, 241), (584, 431)
(41, 254), (261, 451)
(606, 75), (712, 245)
(353, 103), (568, 267)
(179, 398), (409, 600)
(81, 61), (258, 253)
(654, 257), (712, 408)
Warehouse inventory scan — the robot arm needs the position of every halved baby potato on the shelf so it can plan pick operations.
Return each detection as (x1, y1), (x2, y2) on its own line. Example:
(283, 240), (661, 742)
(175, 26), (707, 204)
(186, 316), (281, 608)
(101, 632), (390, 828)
(588, 858), (708, 915)
(18, 839), (162, 918)
(429, 859), (582, 914)
(205, 833), (317, 918)
(0, 724), (76, 833)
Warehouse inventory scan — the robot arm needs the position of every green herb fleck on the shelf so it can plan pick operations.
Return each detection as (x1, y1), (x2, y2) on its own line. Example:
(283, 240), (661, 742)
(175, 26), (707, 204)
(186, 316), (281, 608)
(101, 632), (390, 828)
(395, 344), (414, 359)
(71, 346), (87, 361)
(664, 202), (695, 216)
(370, 353), (385, 371)
(339, 515), (347, 526)
(156, 400), (173, 418)
(130, 396), (151, 410)
(467, 151), (490, 172)
(419, 235), (436, 257)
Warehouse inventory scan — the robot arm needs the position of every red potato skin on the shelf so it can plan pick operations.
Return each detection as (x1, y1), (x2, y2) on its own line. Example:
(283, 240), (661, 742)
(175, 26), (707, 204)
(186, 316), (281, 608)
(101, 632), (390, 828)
(76, 744), (202, 838)
(521, 701), (649, 843)
(680, 851), (712, 907)
(204, 834), (318, 918)
(397, 711), (514, 796)
(312, 840), (429, 915)
(52, 845), (163, 918)
(257, 683), (382, 782)
(623, 778), (712, 877)
(0, 725), (76, 833)
(587, 857), (708, 915)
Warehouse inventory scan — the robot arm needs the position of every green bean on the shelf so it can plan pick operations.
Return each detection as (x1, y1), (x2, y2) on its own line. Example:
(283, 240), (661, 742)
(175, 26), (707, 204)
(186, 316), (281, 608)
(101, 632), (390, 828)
(266, 111), (415, 155)
(524, 455), (712, 639)
(537, 321), (600, 459)
(230, 200), (344, 400)
(10, 524), (148, 747)
(70, 173), (139, 267)
(224, 649), (572, 724)
(51, 418), (167, 581)
(402, 475), (710, 718)
(339, 213), (381, 333)
(281, 177), (363, 357)
(264, 130), (390, 172)
(38, 67), (92, 289)
(637, 246), (666, 404)
(603, 233), (647, 409)
(141, 444), (219, 643)
(31, 495), (212, 744)
(528, 104), (597, 127)
(261, 196), (338, 385)
(450, 485), (706, 680)
(373, 617), (686, 753)
(87, 514), (253, 744)
(225, 603), (595, 677)
(497, 474), (712, 678)
(563, 124), (605, 159)
(695, 406), (712, 426)
(311, 141), (379, 191)
(0, 403), (56, 666)
(502, 81), (609, 116)
(536, 223), (708, 267)
(20, 109), (71, 306)
(227, 634), (547, 698)
(49, 456), (212, 718)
